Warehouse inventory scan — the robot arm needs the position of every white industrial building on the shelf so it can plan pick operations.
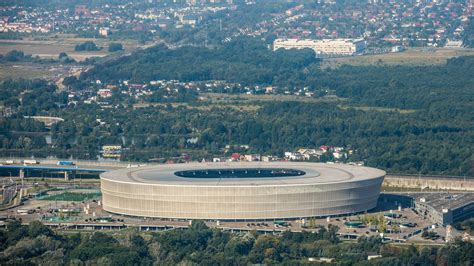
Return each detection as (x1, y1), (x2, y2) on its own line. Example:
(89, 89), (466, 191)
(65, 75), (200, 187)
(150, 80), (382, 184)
(273, 38), (366, 56)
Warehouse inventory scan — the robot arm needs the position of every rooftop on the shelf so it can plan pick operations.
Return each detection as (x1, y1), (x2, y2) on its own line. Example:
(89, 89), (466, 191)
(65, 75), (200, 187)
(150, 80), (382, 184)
(100, 162), (386, 187)
(412, 192), (474, 211)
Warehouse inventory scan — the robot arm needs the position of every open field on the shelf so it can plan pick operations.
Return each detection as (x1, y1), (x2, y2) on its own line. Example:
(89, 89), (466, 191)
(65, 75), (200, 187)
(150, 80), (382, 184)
(200, 94), (418, 114)
(338, 105), (417, 114)
(0, 62), (64, 80)
(322, 48), (474, 68)
(200, 92), (346, 103)
(134, 94), (419, 115)
(0, 39), (106, 61)
(0, 34), (157, 82)
(134, 93), (345, 112)
(0, 34), (143, 61)
(133, 102), (261, 112)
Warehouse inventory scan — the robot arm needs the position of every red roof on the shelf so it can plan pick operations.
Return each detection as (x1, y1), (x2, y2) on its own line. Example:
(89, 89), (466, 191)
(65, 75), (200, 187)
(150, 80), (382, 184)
(230, 153), (241, 159)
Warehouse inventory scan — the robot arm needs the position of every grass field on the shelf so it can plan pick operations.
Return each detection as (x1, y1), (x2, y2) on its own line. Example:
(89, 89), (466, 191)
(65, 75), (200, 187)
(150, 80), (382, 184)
(200, 92), (346, 103)
(338, 105), (417, 114)
(0, 34), (151, 81)
(0, 39), (107, 61)
(0, 34), (142, 61)
(322, 48), (474, 68)
(134, 102), (261, 112)
(135, 94), (419, 115)
(39, 191), (101, 201)
(0, 62), (60, 80)
(134, 93), (345, 112)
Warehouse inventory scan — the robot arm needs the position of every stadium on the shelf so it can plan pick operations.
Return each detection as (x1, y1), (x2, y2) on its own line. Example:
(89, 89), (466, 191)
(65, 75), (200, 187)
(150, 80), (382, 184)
(100, 162), (385, 220)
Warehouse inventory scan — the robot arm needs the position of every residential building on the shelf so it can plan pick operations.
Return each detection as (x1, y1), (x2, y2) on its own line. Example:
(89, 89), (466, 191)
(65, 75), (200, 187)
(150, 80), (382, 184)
(273, 38), (366, 56)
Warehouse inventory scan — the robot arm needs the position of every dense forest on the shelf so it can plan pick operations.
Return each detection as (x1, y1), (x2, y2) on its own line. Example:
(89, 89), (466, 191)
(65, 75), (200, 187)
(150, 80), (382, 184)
(0, 79), (472, 175)
(81, 39), (319, 85)
(0, 220), (473, 265)
(463, 17), (474, 48)
(1, 39), (473, 175)
(81, 38), (474, 110)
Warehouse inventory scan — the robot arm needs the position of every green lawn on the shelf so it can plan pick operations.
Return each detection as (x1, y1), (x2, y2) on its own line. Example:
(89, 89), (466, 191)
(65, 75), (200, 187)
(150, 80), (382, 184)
(39, 191), (101, 201)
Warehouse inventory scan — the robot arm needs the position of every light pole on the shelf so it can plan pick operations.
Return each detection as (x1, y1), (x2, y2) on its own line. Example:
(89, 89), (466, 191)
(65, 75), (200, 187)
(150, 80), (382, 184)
(418, 168), (423, 192)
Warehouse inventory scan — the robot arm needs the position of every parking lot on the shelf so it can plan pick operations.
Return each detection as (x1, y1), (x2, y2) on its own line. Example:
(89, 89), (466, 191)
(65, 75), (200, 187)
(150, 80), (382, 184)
(0, 191), (450, 243)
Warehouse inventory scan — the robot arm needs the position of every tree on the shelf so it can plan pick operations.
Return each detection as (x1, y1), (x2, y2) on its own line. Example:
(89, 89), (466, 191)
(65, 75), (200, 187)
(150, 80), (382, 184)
(108, 43), (123, 52)
(75, 41), (100, 52)
(5, 50), (25, 61)
(28, 221), (54, 238)
(58, 52), (75, 63)
(190, 220), (209, 230)
(58, 52), (68, 59)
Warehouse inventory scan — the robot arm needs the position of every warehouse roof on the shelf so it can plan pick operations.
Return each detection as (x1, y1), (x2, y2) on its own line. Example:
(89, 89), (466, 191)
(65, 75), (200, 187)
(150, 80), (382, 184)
(412, 192), (474, 212)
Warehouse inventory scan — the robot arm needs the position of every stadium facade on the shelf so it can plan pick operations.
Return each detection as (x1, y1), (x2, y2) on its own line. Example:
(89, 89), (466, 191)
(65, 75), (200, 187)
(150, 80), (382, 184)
(100, 162), (385, 220)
